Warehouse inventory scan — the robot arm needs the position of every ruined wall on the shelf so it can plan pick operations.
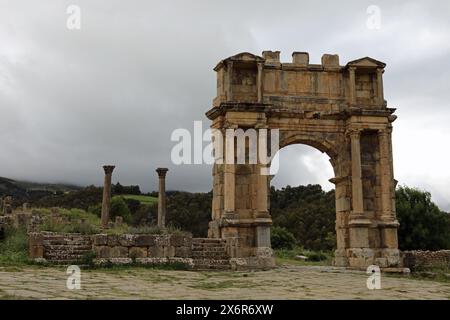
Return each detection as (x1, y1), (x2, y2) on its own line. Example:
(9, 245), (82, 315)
(403, 250), (450, 270)
(29, 232), (231, 270)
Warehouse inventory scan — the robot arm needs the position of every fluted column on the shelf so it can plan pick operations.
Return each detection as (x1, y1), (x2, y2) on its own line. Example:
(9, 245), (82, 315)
(156, 168), (168, 229)
(101, 165), (115, 229)
(227, 61), (233, 102)
(379, 129), (394, 221)
(376, 68), (384, 105)
(348, 66), (356, 105)
(257, 62), (264, 103)
(349, 129), (364, 219)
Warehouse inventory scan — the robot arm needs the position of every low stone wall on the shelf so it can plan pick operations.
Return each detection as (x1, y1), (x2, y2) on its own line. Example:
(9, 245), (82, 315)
(28, 232), (237, 270)
(403, 250), (450, 270)
(92, 233), (192, 261)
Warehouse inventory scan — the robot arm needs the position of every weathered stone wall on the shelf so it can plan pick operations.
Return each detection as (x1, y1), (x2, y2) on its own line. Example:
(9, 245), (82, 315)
(403, 250), (450, 270)
(92, 234), (192, 261)
(28, 232), (232, 270)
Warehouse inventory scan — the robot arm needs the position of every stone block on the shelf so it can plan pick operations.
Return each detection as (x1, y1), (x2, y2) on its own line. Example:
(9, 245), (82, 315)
(110, 246), (129, 258)
(94, 246), (112, 258)
(155, 235), (170, 246)
(107, 234), (119, 246)
(169, 235), (185, 247)
(29, 245), (44, 259)
(321, 54), (339, 68)
(119, 234), (136, 246)
(164, 246), (176, 258)
(292, 52), (309, 66)
(148, 246), (164, 258)
(93, 234), (108, 246)
(175, 246), (191, 258)
(135, 234), (156, 247)
(129, 247), (148, 259)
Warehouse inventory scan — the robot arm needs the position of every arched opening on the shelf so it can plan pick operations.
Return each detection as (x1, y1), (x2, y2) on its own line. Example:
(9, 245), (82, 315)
(269, 143), (337, 253)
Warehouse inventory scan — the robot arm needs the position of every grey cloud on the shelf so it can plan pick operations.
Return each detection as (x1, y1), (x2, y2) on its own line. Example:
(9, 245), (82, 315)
(0, 0), (449, 210)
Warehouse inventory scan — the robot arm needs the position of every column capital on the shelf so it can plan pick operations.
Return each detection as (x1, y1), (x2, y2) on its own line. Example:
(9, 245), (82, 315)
(376, 67), (384, 75)
(102, 165), (115, 175)
(378, 128), (392, 136)
(156, 167), (169, 178)
(348, 66), (357, 72)
(346, 128), (362, 138)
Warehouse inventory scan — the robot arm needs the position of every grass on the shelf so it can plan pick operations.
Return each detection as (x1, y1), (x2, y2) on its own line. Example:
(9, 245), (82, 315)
(274, 247), (333, 266)
(0, 227), (30, 266)
(120, 194), (158, 205)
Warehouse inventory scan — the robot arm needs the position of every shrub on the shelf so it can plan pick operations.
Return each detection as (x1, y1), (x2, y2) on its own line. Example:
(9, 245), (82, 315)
(0, 226), (29, 266)
(271, 226), (297, 250)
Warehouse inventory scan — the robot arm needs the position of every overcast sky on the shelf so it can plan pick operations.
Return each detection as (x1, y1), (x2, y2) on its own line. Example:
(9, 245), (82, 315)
(1, 0), (449, 210)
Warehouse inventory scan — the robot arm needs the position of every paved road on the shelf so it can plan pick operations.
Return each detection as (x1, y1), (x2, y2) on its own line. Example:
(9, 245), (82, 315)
(0, 265), (449, 299)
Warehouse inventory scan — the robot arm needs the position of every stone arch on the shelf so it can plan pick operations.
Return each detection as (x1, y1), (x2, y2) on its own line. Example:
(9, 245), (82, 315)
(206, 51), (401, 270)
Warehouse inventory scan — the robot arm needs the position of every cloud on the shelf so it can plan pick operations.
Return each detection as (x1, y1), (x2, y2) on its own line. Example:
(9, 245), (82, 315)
(0, 0), (449, 211)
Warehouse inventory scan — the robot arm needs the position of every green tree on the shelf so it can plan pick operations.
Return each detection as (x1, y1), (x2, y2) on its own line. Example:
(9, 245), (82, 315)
(271, 226), (297, 249)
(110, 197), (132, 224)
(396, 186), (450, 250)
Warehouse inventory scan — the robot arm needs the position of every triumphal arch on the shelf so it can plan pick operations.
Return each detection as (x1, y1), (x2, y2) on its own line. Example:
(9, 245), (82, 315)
(206, 51), (401, 270)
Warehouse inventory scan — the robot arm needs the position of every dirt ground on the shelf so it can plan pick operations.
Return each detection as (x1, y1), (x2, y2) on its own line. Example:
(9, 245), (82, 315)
(0, 264), (449, 300)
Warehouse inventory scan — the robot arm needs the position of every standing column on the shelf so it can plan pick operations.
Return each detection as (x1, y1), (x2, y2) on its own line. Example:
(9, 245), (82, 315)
(101, 165), (115, 229)
(349, 129), (364, 219)
(156, 168), (168, 229)
(348, 66), (356, 105)
(257, 62), (264, 103)
(256, 164), (269, 218)
(379, 129), (394, 221)
(227, 61), (233, 102)
(376, 68), (384, 105)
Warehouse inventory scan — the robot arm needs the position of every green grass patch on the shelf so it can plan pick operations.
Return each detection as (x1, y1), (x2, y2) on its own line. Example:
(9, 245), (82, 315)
(120, 194), (158, 205)
(274, 247), (333, 266)
(0, 227), (30, 266)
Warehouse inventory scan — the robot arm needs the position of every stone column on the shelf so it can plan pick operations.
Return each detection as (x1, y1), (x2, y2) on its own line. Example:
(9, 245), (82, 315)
(223, 164), (235, 217)
(227, 61), (233, 102)
(156, 168), (168, 229)
(101, 165), (115, 229)
(349, 129), (364, 219)
(348, 67), (356, 105)
(378, 129), (394, 221)
(376, 68), (384, 105)
(256, 164), (269, 218)
(257, 62), (264, 103)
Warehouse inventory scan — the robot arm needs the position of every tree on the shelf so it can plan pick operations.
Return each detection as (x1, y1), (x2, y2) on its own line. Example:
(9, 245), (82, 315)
(396, 186), (450, 250)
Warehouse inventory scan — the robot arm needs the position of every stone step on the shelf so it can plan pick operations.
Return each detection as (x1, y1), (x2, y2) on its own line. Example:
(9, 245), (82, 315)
(193, 258), (230, 266)
(192, 238), (226, 244)
(45, 245), (92, 251)
(192, 252), (229, 259)
(193, 265), (231, 271)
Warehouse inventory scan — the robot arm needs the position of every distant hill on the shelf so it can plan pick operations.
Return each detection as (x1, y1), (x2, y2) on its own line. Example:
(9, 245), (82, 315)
(0, 176), (82, 205)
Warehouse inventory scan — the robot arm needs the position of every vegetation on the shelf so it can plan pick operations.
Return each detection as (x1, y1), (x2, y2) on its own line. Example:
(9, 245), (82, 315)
(271, 226), (297, 250)
(271, 184), (336, 251)
(274, 247), (333, 266)
(396, 186), (450, 250)
(121, 194), (158, 205)
(0, 226), (29, 266)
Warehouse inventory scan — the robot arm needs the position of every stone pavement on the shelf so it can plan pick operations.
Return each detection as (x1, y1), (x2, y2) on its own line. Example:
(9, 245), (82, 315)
(0, 265), (449, 300)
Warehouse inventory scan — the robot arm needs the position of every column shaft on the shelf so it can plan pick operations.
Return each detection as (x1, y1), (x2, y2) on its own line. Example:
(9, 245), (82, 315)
(350, 130), (364, 217)
(379, 130), (394, 220)
(156, 168), (168, 229)
(101, 165), (115, 229)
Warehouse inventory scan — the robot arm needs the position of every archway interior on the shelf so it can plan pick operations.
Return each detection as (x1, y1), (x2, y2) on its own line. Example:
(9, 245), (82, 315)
(269, 143), (337, 252)
(270, 144), (334, 191)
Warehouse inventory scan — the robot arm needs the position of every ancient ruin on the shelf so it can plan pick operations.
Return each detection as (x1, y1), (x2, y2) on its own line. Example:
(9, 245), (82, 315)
(206, 51), (401, 270)
(101, 165), (115, 228)
(156, 168), (168, 229)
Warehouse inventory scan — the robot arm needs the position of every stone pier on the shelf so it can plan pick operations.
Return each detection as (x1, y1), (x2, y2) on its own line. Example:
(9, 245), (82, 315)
(101, 165), (115, 229)
(156, 168), (168, 229)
